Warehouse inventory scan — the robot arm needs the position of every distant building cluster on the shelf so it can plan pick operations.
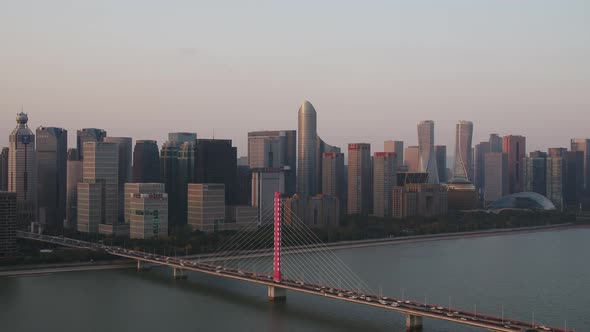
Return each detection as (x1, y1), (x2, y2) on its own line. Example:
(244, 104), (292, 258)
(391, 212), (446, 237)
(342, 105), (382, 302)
(1, 104), (589, 255)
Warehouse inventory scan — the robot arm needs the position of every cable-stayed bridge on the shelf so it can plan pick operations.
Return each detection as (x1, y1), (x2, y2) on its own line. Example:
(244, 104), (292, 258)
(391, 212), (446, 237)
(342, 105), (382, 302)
(17, 193), (571, 332)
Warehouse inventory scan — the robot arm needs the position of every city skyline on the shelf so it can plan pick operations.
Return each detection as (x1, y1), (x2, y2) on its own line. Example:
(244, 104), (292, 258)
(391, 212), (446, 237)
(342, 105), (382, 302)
(1, 1), (589, 155)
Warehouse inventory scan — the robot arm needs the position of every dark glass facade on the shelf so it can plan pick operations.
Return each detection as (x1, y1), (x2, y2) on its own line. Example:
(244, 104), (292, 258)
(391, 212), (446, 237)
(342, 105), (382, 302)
(76, 128), (106, 160)
(132, 140), (160, 183)
(196, 139), (237, 205)
(36, 127), (68, 228)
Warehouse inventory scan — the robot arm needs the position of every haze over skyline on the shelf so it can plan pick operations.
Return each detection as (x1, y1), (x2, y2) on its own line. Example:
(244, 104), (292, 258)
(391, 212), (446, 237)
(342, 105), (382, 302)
(1, 1), (589, 155)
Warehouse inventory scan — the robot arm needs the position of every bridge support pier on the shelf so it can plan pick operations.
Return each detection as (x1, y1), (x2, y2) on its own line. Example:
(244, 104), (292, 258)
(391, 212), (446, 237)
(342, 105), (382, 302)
(405, 314), (423, 331)
(173, 268), (188, 280)
(136, 260), (150, 271)
(267, 286), (286, 302)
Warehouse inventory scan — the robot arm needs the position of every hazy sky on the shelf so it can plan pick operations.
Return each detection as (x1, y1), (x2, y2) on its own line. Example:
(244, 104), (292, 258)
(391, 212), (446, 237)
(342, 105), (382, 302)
(1, 1), (589, 157)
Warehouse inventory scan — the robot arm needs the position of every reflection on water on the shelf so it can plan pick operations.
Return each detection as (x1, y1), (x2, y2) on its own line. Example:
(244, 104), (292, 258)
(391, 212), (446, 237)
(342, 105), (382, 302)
(0, 228), (588, 332)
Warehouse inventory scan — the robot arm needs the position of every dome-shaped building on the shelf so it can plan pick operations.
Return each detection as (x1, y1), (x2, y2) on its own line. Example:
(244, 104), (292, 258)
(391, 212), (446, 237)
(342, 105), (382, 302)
(488, 192), (556, 211)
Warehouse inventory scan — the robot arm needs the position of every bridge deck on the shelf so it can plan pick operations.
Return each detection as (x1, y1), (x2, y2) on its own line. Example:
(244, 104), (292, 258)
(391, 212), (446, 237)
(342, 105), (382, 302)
(17, 231), (571, 332)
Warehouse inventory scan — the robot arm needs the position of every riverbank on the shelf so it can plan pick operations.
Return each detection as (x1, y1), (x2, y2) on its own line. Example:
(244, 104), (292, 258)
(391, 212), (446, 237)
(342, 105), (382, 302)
(0, 223), (575, 277)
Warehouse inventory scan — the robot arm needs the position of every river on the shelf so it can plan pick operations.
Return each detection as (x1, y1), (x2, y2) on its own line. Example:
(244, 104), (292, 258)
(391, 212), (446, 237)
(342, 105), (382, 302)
(1, 227), (588, 332)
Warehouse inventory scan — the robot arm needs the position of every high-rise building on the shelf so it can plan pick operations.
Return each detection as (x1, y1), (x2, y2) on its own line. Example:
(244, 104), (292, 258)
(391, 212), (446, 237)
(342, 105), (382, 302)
(484, 152), (508, 206)
(384, 140), (404, 169)
(248, 130), (296, 195)
(347, 143), (371, 216)
(322, 152), (346, 209)
(548, 147), (567, 158)
(196, 139), (237, 205)
(373, 152), (397, 217)
(125, 183), (168, 239)
(77, 142), (119, 234)
(168, 132), (196, 144)
(76, 128), (106, 160)
(36, 126), (67, 227)
(236, 165), (252, 205)
(160, 133), (196, 227)
(474, 141), (490, 199)
(65, 149), (82, 229)
(523, 154), (547, 196)
(9, 113), (37, 225)
(178, 141), (197, 224)
(132, 140), (160, 183)
(503, 135), (526, 194)
(435, 145), (447, 183)
(187, 183), (226, 232)
(565, 151), (584, 207)
(546, 157), (566, 211)
(0, 147), (8, 191)
(104, 137), (132, 223)
(417, 120), (439, 183)
(404, 146), (420, 172)
(571, 139), (590, 193)
(297, 101), (318, 196)
(489, 134), (502, 153)
(453, 121), (473, 182)
(0, 191), (17, 257)
(251, 168), (285, 223)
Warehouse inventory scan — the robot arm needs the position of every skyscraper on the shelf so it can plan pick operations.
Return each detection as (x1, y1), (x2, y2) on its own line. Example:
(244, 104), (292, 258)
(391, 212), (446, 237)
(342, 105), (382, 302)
(489, 134), (502, 153)
(453, 121), (473, 182)
(104, 137), (132, 223)
(248, 130), (296, 195)
(503, 135), (526, 194)
(546, 157), (566, 211)
(548, 147), (567, 158)
(565, 151), (584, 207)
(523, 153), (547, 196)
(160, 141), (180, 226)
(571, 138), (590, 193)
(474, 141), (490, 198)
(384, 140), (404, 169)
(322, 152), (346, 209)
(0, 191), (17, 257)
(77, 142), (119, 234)
(9, 113), (37, 225)
(196, 139), (237, 205)
(435, 145), (447, 183)
(417, 120), (439, 183)
(168, 132), (196, 144)
(404, 146), (420, 172)
(373, 152), (397, 217)
(65, 149), (82, 229)
(297, 101), (318, 196)
(132, 140), (160, 183)
(159, 133), (196, 227)
(0, 147), (8, 191)
(36, 126), (67, 227)
(484, 152), (508, 206)
(76, 128), (106, 160)
(347, 143), (371, 216)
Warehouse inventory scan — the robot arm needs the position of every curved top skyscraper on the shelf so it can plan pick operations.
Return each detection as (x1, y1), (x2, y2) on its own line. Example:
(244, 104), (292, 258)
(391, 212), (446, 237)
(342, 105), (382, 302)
(417, 120), (439, 183)
(297, 101), (318, 196)
(453, 120), (473, 181)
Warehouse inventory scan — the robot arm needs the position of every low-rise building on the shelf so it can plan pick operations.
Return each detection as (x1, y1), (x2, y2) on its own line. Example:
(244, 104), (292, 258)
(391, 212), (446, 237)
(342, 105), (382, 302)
(125, 183), (168, 239)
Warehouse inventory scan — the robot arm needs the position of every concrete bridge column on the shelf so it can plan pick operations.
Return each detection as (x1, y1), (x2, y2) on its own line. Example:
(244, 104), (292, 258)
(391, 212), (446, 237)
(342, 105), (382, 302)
(405, 314), (423, 331)
(136, 260), (150, 271)
(173, 268), (188, 280)
(267, 285), (286, 302)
